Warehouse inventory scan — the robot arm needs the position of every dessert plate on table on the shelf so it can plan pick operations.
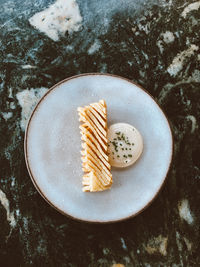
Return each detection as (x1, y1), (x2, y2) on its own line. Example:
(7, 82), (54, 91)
(24, 73), (173, 223)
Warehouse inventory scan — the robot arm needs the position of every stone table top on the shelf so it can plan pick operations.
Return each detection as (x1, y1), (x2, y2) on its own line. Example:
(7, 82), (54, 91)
(0, 0), (200, 266)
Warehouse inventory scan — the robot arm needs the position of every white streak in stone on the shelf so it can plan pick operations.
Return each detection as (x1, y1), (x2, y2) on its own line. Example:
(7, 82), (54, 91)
(16, 209), (20, 217)
(88, 40), (101, 55)
(11, 176), (15, 187)
(186, 115), (198, 133)
(159, 71), (200, 103)
(120, 237), (127, 250)
(192, 69), (200, 82)
(183, 237), (192, 251)
(167, 45), (199, 76)
(65, 45), (74, 51)
(29, 0), (82, 41)
(176, 231), (182, 251)
(10, 102), (16, 109)
(100, 63), (107, 72)
(20, 216), (33, 259)
(103, 248), (110, 255)
(128, 61), (133, 66)
(8, 88), (13, 98)
(1, 112), (13, 120)
(178, 199), (194, 225)
(181, 1), (200, 18)
(21, 65), (37, 69)
(175, 231), (184, 266)
(0, 189), (16, 228)
(137, 21), (150, 34)
(16, 88), (48, 131)
(157, 40), (164, 53)
(162, 31), (175, 44)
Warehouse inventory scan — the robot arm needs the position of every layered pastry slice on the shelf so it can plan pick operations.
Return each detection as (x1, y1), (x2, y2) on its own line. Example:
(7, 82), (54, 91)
(78, 100), (112, 192)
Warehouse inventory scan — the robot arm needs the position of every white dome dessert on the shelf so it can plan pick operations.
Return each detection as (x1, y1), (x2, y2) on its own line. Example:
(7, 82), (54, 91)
(108, 123), (143, 168)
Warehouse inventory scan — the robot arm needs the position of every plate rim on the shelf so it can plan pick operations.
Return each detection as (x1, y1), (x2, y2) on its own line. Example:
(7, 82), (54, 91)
(24, 73), (174, 223)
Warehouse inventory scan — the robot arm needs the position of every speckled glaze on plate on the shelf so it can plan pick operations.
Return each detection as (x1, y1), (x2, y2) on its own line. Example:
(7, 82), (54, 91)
(25, 73), (173, 223)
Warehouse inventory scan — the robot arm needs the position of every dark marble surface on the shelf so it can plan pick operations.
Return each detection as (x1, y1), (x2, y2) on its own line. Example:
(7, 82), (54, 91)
(0, 0), (200, 266)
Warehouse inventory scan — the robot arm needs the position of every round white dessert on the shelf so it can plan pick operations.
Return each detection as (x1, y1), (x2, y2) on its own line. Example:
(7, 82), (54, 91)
(108, 123), (143, 168)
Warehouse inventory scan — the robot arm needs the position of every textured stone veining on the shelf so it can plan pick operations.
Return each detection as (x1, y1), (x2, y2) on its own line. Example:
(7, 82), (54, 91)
(178, 199), (194, 225)
(29, 0), (83, 41)
(181, 1), (200, 18)
(167, 45), (199, 76)
(145, 235), (168, 256)
(16, 88), (48, 131)
(0, 189), (16, 228)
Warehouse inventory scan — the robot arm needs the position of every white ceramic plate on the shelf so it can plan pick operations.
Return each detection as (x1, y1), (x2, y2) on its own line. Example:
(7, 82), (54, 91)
(25, 73), (173, 223)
